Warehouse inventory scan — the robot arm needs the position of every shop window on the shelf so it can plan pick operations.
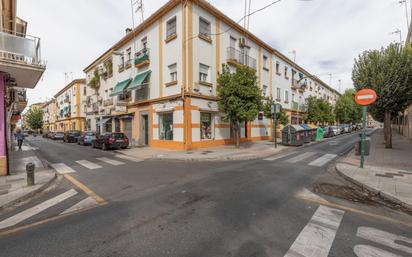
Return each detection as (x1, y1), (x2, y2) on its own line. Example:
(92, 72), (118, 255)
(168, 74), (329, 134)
(200, 112), (213, 140)
(105, 120), (112, 132)
(159, 112), (173, 140)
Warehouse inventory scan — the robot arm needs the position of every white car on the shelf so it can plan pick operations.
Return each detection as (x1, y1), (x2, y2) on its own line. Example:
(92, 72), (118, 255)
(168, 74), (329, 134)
(330, 126), (340, 136)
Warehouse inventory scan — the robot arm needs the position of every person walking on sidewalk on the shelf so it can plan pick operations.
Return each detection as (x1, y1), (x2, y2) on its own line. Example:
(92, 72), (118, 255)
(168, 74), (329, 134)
(15, 129), (24, 150)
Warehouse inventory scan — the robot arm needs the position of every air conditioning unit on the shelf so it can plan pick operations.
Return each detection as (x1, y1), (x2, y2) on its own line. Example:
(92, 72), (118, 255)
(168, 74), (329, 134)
(239, 37), (246, 47)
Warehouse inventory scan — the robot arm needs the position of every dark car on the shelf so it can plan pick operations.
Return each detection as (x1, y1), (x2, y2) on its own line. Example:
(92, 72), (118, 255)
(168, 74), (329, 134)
(53, 131), (64, 140)
(78, 131), (96, 145)
(92, 132), (129, 150)
(63, 130), (81, 143)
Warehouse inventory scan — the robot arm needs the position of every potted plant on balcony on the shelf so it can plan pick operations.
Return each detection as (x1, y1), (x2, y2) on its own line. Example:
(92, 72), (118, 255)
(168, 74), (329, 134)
(88, 70), (100, 90)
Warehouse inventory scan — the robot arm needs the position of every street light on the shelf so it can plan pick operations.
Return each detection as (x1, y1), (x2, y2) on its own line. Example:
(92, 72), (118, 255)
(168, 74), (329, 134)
(390, 29), (402, 44)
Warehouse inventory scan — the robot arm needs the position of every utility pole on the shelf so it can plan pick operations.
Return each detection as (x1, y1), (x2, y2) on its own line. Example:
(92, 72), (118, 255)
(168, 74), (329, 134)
(338, 79), (341, 93)
(400, 0), (410, 31)
(391, 29), (402, 44)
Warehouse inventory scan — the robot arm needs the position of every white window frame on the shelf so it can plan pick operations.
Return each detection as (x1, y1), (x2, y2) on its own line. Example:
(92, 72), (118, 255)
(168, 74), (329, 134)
(169, 63), (177, 82)
(199, 17), (211, 38)
(199, 63), (210, 82)
(166, 17), (177, 38)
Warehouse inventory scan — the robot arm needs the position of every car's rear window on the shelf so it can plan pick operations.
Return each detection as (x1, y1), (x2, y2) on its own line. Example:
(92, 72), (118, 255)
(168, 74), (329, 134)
(112, 133), (125, 139)
(86, 132), (95, 136)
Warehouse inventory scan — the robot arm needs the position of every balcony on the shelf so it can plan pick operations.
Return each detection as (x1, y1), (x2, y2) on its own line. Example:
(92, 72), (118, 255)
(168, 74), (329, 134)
(134, 48), (150, 69)
(226, 47), (256, 70)
(134, 84), (149, 102)
(0, 30), (46, 88)
(291, 79), (307, 92)
(103, 98), (114, 107)
(291, 101), (299, 111)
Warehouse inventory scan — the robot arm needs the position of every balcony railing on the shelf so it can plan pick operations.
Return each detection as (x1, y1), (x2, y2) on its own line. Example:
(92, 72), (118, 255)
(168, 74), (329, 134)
(134, 48), (150, 68)
(0, 30), (45, 67)
(103, 98), (113, 107)
(135, 84), (150, 102)
(291, 101), (299, 110)
(226, 47), (256, 69)
(291, 79), (307, 92)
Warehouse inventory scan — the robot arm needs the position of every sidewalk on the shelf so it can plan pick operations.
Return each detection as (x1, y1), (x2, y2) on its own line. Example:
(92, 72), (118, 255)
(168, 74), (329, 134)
(117, 140), (292, 161)
(0, 140), (56, 209)
(336, 129), (412, 210)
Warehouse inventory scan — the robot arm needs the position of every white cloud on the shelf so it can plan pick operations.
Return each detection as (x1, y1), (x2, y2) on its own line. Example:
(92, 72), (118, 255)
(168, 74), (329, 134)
(18, 0), (407, 104)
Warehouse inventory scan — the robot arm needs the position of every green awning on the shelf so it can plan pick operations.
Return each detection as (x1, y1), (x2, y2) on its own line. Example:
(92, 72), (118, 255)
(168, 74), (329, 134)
(110, 78), (132, 96)
(128, 70), (151, 91)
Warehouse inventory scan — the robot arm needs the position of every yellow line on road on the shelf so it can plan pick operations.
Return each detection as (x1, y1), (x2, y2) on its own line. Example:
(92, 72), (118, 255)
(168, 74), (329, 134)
(63, 174), (106, 204)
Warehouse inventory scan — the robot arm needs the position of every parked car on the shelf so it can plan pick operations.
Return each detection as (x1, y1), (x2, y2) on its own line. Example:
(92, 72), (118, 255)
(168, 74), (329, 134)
(92, 132), (129, 150)
(47, 131), (55, 138)
(330, 126), (340, 136)
(53, 131), (64, 140)
(323, 126), (334, 138)
(78, 131), (96, 145)
(63, 130), (81, 143)
(343, 124), (350, 133)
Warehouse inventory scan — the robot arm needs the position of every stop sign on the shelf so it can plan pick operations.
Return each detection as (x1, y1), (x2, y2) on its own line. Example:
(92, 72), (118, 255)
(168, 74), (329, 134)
(355, 89), (377, 106)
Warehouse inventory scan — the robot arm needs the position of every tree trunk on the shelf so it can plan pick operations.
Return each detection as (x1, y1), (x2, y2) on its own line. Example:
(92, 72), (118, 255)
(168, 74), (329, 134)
(236, 122), (240, 148)
(384, 111), (392, 149)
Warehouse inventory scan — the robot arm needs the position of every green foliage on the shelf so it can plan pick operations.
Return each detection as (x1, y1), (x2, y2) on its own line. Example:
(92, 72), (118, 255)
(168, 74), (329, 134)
(307, 96), (335, 125)
(26, 107), (43, 130)
(262, 100), (289, 125)
(217, 65), (262, 146)
(88, 70), (100, 89)
(352, 43), (412, 121)
(335, 89), (361, 123)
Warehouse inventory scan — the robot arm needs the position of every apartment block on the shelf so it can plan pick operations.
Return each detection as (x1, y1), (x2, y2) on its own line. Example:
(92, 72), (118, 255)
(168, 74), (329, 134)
(83, 0), (340, 150)
(52, 79), (87, 132)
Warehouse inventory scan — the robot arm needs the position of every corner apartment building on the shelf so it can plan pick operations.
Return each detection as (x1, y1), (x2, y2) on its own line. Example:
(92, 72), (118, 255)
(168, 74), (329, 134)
(83, 0), (339, 150)
(52, 79), (87, 132)
(0, 0), (45, 175)
(42, 99), (57, 132)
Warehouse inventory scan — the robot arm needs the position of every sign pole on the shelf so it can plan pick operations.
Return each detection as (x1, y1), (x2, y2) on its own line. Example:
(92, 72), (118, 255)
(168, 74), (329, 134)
(274, 112), (278, 149)
(360, 105), (367, 168)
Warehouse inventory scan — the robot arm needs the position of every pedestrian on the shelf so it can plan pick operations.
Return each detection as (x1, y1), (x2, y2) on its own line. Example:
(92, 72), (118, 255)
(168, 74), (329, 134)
(15, 129), (24, 150)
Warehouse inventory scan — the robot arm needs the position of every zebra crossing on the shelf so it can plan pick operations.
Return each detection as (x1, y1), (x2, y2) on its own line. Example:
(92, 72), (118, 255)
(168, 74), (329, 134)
(264, 151), (338, 167)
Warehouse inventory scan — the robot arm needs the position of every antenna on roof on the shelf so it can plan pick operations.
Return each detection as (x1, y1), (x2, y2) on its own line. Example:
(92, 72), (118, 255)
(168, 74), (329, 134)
(131, 0), (144, 28)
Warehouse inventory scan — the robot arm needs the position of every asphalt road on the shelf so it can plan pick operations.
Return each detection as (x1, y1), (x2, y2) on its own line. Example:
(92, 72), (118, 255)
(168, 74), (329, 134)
(1, 132), (412, 257)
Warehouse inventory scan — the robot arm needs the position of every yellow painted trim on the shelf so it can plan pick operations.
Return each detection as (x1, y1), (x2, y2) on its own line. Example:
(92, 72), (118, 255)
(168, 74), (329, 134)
(182, 2), (187, 92)
(269, 53), (273, 99)
(188, 1), (193, 92)
(158, 18), (163, 97)
(215, 17), (220, 81)
(64, 174), (106, 204)
(76, 83), (80, 119)
(258, 47), (261, 89)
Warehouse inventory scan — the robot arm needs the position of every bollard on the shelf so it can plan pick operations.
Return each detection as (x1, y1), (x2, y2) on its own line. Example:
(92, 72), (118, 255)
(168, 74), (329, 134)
(26, 162), (35, 186)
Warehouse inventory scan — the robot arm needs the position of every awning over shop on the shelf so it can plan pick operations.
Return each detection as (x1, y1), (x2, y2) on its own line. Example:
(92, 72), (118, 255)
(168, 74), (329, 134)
(110, 78), (132, 97)
(97, 118), (111, 126)
(128, 70), (151, 91)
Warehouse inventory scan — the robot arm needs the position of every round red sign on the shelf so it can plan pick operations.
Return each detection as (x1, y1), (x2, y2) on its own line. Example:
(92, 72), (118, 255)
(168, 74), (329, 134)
(355, 89), (377, 106)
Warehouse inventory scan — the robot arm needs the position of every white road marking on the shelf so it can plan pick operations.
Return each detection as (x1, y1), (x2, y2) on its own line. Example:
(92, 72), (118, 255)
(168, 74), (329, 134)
(354, 245), (402, 257)
(284, 205), (345, 257)
(96, 157), (125, 166)
(50, 163), (76, 174)
(263, 151), (296, 161)
(114, 154), (144, 162)
(356, 227), (412, 254)
(0, 189), (78, 230)
(308, 154), (338, 167)
(75, 160), (102, 170)
(357, 95), (374, 100)
(286, 152), (316, 163)
(60, 196), (99, 215)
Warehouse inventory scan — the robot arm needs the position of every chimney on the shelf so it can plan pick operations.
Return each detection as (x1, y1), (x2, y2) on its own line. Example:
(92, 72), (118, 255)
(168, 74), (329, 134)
(125, 28), (132, 34)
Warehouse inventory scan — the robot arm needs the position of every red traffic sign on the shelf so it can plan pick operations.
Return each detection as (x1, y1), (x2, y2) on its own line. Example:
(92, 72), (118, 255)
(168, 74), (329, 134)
(355, 89), (377, 106)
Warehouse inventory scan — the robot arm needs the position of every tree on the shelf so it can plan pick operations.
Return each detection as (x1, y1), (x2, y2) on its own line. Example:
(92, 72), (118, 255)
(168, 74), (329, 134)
(217, 65), (263, 148)
(352, 43), (412, 148)
(306, 96), (335, 125)
(26, 107), (43, 130)
(263, 100), (289, 126)
(335, 89), (361, 124)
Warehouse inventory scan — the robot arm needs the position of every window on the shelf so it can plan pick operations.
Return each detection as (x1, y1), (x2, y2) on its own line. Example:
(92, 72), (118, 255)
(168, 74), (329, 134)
(263, 55), (268, 69)
(285, 90), (289, 102)
(292, 93), (296, 102)
(199, 17), (211, 38)
(169, 63), (177, 82)
(284, 67), (288, 78)
(276, 88), (281, 99)
(276, 62), (280, 74)
(261, 85), (267, 97)
(166, 17), (176, 38)
(141, 37), (147, 50)
(159, 112), (173, 140)
(120, 55), (124, 67)
(126, 48), (132, 62)
(200, 112), (213, 140)
(230, 36), (236, 49)
(299, 96), (302, 104)
(83, 87), (86, 95)
(199, 63), (209, 82)
(292, 69), (296, 79)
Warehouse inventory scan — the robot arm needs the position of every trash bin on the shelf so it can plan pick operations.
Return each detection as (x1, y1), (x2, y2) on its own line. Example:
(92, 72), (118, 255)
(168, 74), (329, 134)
(355, 136), (371, 156)
(282, 125), (305, 146)
(316, 127), (324, 141)
(308, 124), (317, 141)
(300, 124), (312, 143)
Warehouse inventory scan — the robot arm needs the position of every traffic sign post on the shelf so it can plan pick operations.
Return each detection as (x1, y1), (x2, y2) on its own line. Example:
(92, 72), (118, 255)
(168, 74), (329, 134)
(271, 103), (282, 148)
(355, 89), (377, 168)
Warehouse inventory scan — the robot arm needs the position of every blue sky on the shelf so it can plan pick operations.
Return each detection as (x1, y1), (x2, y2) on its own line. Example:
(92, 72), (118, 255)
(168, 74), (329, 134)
(19, 0), (407, 104)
